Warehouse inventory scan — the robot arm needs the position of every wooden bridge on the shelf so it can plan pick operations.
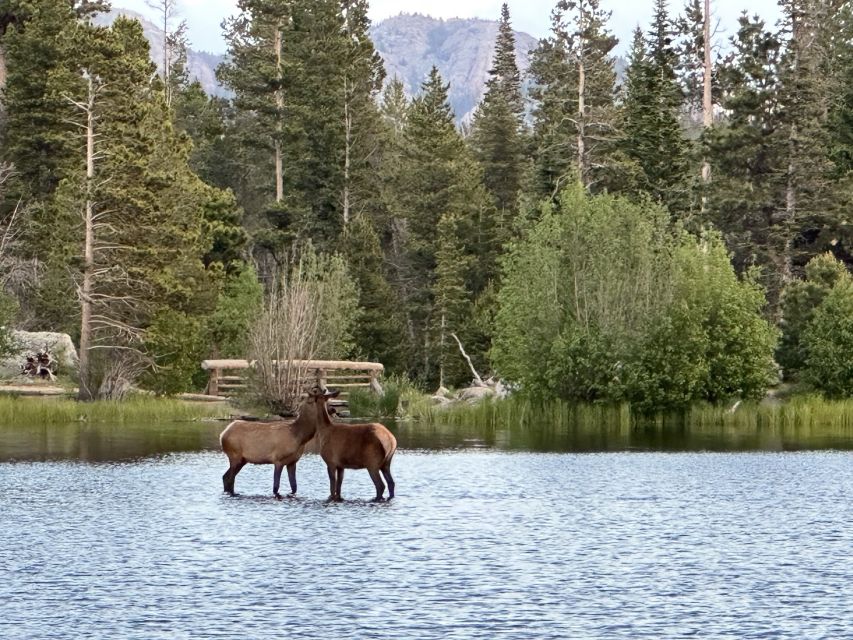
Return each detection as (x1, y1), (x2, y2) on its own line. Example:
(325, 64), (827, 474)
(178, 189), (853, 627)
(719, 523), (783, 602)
(201, 359), (384, 399)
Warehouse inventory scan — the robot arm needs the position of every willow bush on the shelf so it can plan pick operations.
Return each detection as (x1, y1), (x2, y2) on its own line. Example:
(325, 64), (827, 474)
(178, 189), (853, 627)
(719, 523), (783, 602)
(492, 184), (778, 411)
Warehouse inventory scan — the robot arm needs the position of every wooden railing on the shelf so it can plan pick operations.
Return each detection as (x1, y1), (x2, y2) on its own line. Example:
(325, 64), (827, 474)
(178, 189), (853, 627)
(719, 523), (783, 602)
(201, 359), (384, 399)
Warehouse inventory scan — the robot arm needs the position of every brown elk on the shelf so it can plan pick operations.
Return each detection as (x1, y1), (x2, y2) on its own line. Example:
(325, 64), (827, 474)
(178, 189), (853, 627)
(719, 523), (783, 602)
(315, 391), (397, 502)
(219, 387), (336, 499)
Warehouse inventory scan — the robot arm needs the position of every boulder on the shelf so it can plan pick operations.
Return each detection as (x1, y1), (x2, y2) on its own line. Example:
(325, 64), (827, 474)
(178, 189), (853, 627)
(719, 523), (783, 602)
(0, 330), (78, 379)
(457, 385), (495, 403)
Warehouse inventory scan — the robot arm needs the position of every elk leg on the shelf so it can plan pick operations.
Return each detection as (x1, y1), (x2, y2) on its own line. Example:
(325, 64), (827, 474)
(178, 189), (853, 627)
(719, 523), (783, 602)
(369, 468), (385, 502)
(223, 459), (245, 496)
(381, 463), (395, 500)
(272, 463), (284, 499)
(286, 462), (297, 495)
(327, 465), (337, 501)
(334, 467), (345, 501)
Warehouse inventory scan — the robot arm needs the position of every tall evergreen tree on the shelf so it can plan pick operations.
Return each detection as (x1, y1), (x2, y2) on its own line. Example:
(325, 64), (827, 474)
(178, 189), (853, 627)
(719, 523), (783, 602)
(470, 3), (525, 218)
(391, 67), (494, 383)
(774, 0), (847, 283)
(705, 14), (785, 294)
(621, 1), (691, 213)
(529, 0), (625, 196)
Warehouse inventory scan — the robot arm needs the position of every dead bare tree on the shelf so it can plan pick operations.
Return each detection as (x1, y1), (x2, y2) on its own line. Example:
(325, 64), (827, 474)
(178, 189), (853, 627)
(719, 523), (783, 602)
(248, 265), (325, 415)
(145, 0), (188, 108)
(0, 165), (39, 325)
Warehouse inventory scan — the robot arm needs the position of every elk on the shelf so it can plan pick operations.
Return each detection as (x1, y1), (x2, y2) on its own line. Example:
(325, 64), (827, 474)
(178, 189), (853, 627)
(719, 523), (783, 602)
(315, 391), (397, 502)
(219, 387), (336, 498)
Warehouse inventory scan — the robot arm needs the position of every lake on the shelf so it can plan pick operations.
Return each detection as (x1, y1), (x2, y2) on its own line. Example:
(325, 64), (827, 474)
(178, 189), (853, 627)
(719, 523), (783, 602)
(1, 420), (851, 639)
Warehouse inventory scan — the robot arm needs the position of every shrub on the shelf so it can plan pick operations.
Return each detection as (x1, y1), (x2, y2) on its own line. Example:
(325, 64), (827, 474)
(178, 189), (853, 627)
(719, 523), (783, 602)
(493, 185), (778, 410)
(142, 309), (207, 395)
(802, 278), (853, 397)
(248, 247), (360, 415)
(207, 264), (263, 358)
(778, 252), (849, 377)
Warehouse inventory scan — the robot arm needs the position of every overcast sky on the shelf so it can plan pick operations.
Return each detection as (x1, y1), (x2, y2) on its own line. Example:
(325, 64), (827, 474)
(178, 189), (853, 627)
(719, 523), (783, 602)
(119, 0), (782, 55)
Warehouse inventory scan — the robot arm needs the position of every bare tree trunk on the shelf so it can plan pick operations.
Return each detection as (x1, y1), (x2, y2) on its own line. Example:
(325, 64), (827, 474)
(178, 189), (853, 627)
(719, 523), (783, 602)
(274, 26), (284, 203)
(0, 43), (6, 93)
(343, 76), (351, 225)
(78, 75), (96, 401)
(577, 54), (587, 188)
(701, 0), (712, 185)
(146, 0), (177, 106)
(450, 333), (485, 387)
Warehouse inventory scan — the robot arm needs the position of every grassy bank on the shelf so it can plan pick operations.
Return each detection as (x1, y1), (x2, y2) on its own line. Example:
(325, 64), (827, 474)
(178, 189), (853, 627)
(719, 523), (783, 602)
(0, 395), (231, 425)
(398, 393), (853, 433)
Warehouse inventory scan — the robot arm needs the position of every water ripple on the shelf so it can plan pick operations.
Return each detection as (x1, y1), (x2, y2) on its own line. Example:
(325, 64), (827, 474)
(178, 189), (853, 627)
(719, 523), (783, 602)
(0, 450), (851, 639)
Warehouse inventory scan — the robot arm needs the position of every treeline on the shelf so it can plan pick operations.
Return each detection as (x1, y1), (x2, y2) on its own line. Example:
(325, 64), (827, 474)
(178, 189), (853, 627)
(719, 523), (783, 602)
(1, 0), (853, 406)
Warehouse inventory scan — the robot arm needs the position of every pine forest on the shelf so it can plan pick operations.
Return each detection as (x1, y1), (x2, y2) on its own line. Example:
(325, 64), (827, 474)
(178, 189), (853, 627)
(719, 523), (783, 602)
(3, 0), (853, 410)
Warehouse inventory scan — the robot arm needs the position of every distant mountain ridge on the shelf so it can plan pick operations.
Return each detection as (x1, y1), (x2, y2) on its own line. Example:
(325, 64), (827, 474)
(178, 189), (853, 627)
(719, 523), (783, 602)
(370, 13), (539, 123)
(104, 9), (623, 124)
(95, 8), (227, 97)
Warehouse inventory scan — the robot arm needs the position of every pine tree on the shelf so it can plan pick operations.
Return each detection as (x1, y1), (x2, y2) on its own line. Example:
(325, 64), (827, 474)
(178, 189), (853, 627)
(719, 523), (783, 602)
(220, 0), (385, 257)
(390, 67), (493, 383)
(621, 1), (691, 214)
(529, 0), (626, 196)
(774, 0), (846, 283)
(218, 0), (291, 207)
(433, 213), (474, 386)
(48, 17), (220, 397)
(341, 214), (406, 371)
(704, 14), (785, 294)
(470, 3), (525, 217)
(341, 0), (385, 227)
(1, 0), (82, 198)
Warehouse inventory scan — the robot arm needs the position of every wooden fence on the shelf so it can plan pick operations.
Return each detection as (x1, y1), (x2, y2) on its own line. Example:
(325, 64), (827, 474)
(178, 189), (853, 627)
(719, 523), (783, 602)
(201, 359), (384, 399)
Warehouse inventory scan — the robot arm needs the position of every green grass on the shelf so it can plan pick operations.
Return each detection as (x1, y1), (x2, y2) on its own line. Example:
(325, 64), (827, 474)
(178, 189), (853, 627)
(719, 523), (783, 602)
(401, 393), (853, 433)
(0, 395), (231, 425)
(348, 376), (412, 418)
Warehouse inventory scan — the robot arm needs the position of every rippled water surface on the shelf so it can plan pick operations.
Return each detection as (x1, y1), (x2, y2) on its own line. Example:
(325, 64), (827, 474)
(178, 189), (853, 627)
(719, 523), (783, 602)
(1, 422), (851, 639)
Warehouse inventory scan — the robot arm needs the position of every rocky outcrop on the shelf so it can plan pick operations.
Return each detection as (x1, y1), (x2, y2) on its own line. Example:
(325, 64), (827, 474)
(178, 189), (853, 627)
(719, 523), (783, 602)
(0, 331), (78, 379)
(371, 14), (538, 124)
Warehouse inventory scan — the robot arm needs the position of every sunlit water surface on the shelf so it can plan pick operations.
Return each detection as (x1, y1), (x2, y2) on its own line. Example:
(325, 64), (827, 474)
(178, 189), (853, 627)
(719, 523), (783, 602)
(1, 421), (851, 639)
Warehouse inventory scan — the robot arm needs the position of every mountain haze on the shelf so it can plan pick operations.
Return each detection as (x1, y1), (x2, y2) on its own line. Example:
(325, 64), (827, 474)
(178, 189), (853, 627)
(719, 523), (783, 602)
(371, 14), (538, 123)
(102, 9), (624, 124)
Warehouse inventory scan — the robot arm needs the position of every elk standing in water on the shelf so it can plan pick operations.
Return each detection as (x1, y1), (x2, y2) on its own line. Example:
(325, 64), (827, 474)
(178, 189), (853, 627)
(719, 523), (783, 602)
(219, 387), (336, 498)
(315, 390), (397, 502)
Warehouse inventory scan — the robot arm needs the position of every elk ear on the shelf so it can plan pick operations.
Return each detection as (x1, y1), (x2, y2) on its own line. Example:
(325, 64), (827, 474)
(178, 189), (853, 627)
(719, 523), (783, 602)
(324, 389), (340, 399)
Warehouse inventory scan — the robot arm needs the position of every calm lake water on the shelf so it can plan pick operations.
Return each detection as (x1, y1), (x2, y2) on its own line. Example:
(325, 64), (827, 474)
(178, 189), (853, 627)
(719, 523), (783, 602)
(1, 420), (851, 639)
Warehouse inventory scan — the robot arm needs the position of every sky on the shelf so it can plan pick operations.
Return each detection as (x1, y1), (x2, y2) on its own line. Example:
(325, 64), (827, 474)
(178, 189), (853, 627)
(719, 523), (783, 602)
(118, 0), (782, 55)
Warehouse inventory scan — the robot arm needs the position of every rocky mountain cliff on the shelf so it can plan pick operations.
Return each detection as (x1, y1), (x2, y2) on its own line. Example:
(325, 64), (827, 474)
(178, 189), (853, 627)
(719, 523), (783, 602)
(101, 9), (624, 124)
(371, 14), (539, 123)
(101, 9), (540, 120)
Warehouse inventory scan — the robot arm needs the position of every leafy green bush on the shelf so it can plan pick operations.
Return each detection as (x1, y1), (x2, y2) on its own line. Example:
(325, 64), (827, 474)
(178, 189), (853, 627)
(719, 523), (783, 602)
(142, 309), (207, 395)
(626, 236), (778, 412)
(802, 278), (853, 397)
(493, 185), (778, 410)
(207, 264), (263, 358)
(778, 252), (849, 377)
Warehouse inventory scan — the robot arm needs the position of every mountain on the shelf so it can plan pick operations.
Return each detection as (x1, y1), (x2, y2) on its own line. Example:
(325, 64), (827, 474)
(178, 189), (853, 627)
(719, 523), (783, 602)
(101, 8), (539, 120)
(370, 14), (539, 123)
(94, 8), (227, 98)
(101, 9), (625, 125)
